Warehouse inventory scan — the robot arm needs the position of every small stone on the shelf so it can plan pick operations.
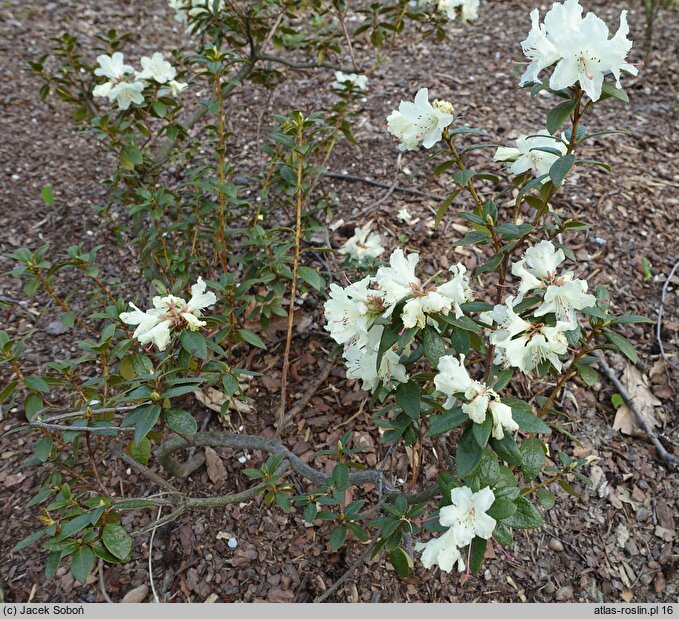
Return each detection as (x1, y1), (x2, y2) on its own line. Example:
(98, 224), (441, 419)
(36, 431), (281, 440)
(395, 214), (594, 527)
(45, 320), (69, 336)
(549, 538), (564, 552)
(543, 581), (556, 595)
(121, 584), (149, 603)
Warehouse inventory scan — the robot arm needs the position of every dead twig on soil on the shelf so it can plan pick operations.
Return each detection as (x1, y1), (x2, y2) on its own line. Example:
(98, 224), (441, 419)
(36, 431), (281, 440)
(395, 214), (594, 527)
(148, 506), (162, 603)
(656, 258), (679, 391)
(277, 352), (338, 432)
(595, 351), (678, 466)
(323, 172), (445, 201)
(111, 443), (182, 495)
(313, 540), (376, 603)
(98, 559), (113, 604)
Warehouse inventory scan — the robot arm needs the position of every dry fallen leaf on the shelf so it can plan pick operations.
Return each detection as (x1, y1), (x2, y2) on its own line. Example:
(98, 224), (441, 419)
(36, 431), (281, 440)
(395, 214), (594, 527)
(616, 523), (630, 548)
(194, 386), (254, 419)
(204, 446), (228, 484)
(612, 364), (661, 435)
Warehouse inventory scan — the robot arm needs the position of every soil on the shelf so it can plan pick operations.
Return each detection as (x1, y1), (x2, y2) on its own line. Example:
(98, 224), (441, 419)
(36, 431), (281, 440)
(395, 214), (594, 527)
(1, 0), (678, 604)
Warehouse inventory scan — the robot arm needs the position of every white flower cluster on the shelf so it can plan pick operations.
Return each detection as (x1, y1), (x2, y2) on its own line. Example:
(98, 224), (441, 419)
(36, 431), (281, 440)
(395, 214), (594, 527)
(417, 0), (480, 23)
(519, 0), (637, 101)
(169, 0), (224, 24)
(416, 486), (496, 573)
(386, 88), (455, 151)
(435, 355), (519, 439)
(324, 248), (472, 392)
(494, 130), (567, 182)
(120, 277), (216, 351)
(339, 223), (384, 261)
(332, 71), (368, 92)
(489, 240), (595, 373)
(92, 52), (187, 111)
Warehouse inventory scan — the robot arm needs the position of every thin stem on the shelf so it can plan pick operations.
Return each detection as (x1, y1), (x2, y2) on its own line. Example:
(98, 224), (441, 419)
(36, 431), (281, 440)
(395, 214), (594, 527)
(33, 269), (97, 335)
(276, 122), (305, 436)
(536, 327), (597, 418)
(443, 132), (484, 212)
(215, 69), (229, 274)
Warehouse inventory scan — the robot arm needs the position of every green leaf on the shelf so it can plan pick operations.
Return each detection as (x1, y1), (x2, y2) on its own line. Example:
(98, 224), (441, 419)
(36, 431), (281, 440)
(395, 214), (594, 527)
(45, 550), (61, 580)
(476, 253), (504, 275)
(434, 189), (461, 227)
(468, 536), (487, 574)
(395, 381), (421, 420)
(346, 522), (369, 542)
(422, 326), (446, 367)
(388, 546), (413, 578)
(164, 409), (197, 435)
(329, 526), (347, 551)
(12, 528), (49, 553)
(450, 327), (470, 354)
(558, 478), (580, 497)
(489, 435), (522, 466)
(70, 546), (94, 584)
(332, 463), (349, 490)
(549, 154), (575, 187)
(537, 487), (556, 510)
(603, 331), (638, 364)
(612, 315), (652, 325)
(611, 393), (624, 409)
(426, 408), (467, 437)
(503, 398), (550, 434)
(546, 99), (578, 135)
(122, 404), (161, 445)
(0, 379), (17, 405)
(41, 185), (55, 206)
(494, 523), (514, 550)
(472, 415), (492, 448)
(457, 425), (483, 478)
(297, 266), (324, 290)
(504, 496), (543, 529)
(487, 498), (517, 520)
(180, 330), (207, 360)
(452, 170), (475, 186)
(152, 101), (167, 118)
(34, 437), (53, 463)
(453, 230), (490, 247)
(519, 439), (545, 483)
(575, 362), (598, 387)
(600, 82), (629, 103)
(102, 524), (132, 561)
(61, 512), (96, 537)
(237, 328), (266, 349)
(128, 436), (151, 465)
(24, 375), (50, 394)
(303, 502), (318, 523)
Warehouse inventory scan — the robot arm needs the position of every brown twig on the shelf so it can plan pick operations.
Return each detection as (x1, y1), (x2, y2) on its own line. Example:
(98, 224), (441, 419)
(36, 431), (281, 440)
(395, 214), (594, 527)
(277, 352), (338, 432)
(656, 258), (679, 391)
(322, 171), (445, 201)
(98, 559), (113, 604)
(313, 540), (376, 603)
(276, 122), (305, 437)
(595, 351), (678, 466)
(111, 443), (181, 495)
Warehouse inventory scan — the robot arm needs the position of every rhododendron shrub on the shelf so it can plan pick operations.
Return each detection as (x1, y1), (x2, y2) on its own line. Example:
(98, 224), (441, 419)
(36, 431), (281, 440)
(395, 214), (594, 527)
(4, 0), (650, 588)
